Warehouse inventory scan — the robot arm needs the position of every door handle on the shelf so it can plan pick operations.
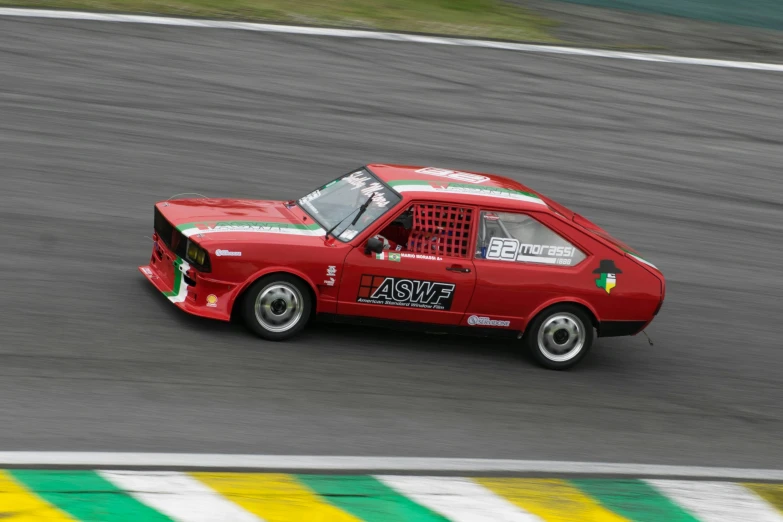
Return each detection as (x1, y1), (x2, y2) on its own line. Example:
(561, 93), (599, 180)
(447, 265), (471, 273)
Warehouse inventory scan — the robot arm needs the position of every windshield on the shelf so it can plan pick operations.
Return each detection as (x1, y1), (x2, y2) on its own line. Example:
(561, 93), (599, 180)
(296, 168), (401, 241)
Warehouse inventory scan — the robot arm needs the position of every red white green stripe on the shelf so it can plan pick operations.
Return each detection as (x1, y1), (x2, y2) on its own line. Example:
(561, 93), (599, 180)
(176, 221), (325, 237)
(388, 180), (546, 206)
(624, 249), (658, 269)
(163, 257), (190, 303)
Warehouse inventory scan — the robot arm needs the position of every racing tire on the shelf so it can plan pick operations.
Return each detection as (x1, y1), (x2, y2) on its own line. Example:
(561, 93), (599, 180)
(524, 304), (594, 370)
(241, 274), (312, 341)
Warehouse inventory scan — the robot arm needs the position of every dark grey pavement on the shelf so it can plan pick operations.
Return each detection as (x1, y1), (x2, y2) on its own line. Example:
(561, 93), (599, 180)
(1, 17), (782, 468)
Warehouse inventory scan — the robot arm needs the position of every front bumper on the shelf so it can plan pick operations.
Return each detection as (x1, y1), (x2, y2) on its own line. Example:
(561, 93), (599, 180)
(139, 239), (235, 322)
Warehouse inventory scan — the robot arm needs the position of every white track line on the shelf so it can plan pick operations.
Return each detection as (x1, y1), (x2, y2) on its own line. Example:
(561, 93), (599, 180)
(100, 470), (265, 522)
(1, 8), (783, 73)
(1, 453), (783, 480)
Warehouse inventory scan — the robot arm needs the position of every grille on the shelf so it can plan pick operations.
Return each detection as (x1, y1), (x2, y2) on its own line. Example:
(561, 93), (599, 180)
(407, 204), (473, 258)
(154, 206), (187, 258)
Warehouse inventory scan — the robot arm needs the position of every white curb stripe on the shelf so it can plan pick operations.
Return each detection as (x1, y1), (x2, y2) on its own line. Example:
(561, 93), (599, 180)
(1, 8), (783, 73)
(100, 470), (265, 522)
(377, 476), (544, 522)
(646, 479), (783, 522)
(0, 453), (783, 480)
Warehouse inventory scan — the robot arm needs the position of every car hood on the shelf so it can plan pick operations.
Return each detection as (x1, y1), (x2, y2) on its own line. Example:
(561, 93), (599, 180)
(155, 198), (325, 243)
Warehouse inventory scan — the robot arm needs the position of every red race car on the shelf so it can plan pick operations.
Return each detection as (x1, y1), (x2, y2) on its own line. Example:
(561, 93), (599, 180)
(139, 164), (664, 369)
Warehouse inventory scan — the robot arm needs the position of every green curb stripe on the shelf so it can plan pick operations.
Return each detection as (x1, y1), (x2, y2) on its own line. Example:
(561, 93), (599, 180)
(9, 470), (175, 522)
(295, 474), (452, 522)
(570, 479), (701, 522)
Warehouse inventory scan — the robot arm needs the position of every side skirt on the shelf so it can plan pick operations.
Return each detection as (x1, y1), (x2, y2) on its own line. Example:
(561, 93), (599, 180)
(316, 313), (522, 340)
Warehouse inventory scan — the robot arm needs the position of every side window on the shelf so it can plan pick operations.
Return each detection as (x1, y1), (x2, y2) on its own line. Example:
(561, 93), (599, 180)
(475, 211), (586, 267)
(378, 203), (473, 259)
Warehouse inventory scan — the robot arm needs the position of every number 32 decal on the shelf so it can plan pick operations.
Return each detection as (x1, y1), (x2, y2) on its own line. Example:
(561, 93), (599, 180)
(487, 237), (519, 261)
(486, 237), (575, 265)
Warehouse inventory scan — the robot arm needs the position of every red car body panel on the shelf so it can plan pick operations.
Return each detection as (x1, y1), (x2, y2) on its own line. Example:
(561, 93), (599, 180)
(139, 164), (664, 338)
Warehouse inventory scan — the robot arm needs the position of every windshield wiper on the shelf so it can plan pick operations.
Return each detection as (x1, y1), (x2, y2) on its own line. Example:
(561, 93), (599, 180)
(324, 192), (376, 240)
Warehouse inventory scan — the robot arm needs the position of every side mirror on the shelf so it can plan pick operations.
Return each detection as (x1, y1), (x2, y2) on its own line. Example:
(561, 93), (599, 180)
(365, 237), (384, 255)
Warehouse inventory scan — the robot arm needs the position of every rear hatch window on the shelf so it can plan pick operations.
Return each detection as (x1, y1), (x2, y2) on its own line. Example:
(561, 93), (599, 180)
(572, 213), (659, 271)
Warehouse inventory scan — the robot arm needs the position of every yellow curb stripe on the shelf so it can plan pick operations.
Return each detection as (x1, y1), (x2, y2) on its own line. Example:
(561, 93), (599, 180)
(743, 483), (783, 515)
(476, 478), (630, 522)
(191, 472), (364, 522)
(0, 471), (77, 521)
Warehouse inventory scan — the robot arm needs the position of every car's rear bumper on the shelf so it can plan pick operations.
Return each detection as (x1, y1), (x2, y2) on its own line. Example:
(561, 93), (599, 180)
(139, 239), (235, 322)
(597, 320), (648, 337)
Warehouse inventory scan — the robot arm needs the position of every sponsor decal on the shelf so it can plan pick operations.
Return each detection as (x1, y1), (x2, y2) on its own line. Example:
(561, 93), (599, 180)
(300, 189), (321, 203)
(356, 275), (455, 310)
(415, 167), (490, 184)
(141, 267), (153, 276)
(178, 221), (325, 238)
(467, 315), (510, 327)
(340, 229), (359, 240)
(299, 189), (321, 214)
(485, 237), (577, 265)
(324, 265), (337, 286)
(400, 252), (443, 261)
(206, 294), (218, 307)
(215, 249), (241, 257)
(593, 259), (622, 294)
(343, 170), (392, 208)
(375, 251), (401, 262)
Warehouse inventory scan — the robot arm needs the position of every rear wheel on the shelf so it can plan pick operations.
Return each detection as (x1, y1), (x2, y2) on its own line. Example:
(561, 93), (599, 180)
(242, 274), (312, 341)
(524, 304), (594, 370)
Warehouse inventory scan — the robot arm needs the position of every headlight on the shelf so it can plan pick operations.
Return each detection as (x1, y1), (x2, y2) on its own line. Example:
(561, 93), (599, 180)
(186, 239), (209, 270)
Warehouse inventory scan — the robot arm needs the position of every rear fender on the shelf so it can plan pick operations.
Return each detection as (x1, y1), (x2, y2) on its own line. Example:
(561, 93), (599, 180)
(523, 296), (600, 332)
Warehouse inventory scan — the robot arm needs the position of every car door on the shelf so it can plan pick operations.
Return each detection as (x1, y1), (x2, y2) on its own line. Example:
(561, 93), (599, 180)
(337, 201), (478, 325)
(464, 208), (593, 330)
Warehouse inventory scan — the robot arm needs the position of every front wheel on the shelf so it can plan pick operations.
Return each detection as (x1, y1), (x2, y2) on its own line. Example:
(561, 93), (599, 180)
(241, 274), (312, 341)
(524, 304), (594, 370)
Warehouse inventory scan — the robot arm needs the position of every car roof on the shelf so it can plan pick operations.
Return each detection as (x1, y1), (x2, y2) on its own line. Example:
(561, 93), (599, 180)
(366, 163), (563, 215)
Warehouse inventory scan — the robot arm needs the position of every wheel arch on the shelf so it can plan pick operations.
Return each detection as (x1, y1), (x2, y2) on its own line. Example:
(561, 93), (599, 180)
(230, 267), (318, 322)
(523, 297), (600, 335)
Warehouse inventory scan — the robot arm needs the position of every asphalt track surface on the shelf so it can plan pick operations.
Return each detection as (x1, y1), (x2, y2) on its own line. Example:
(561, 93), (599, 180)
(1, 16), (782, 469)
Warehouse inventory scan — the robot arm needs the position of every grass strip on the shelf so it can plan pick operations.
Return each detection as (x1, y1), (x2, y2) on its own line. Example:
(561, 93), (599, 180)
(0, 0), (560, 42)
